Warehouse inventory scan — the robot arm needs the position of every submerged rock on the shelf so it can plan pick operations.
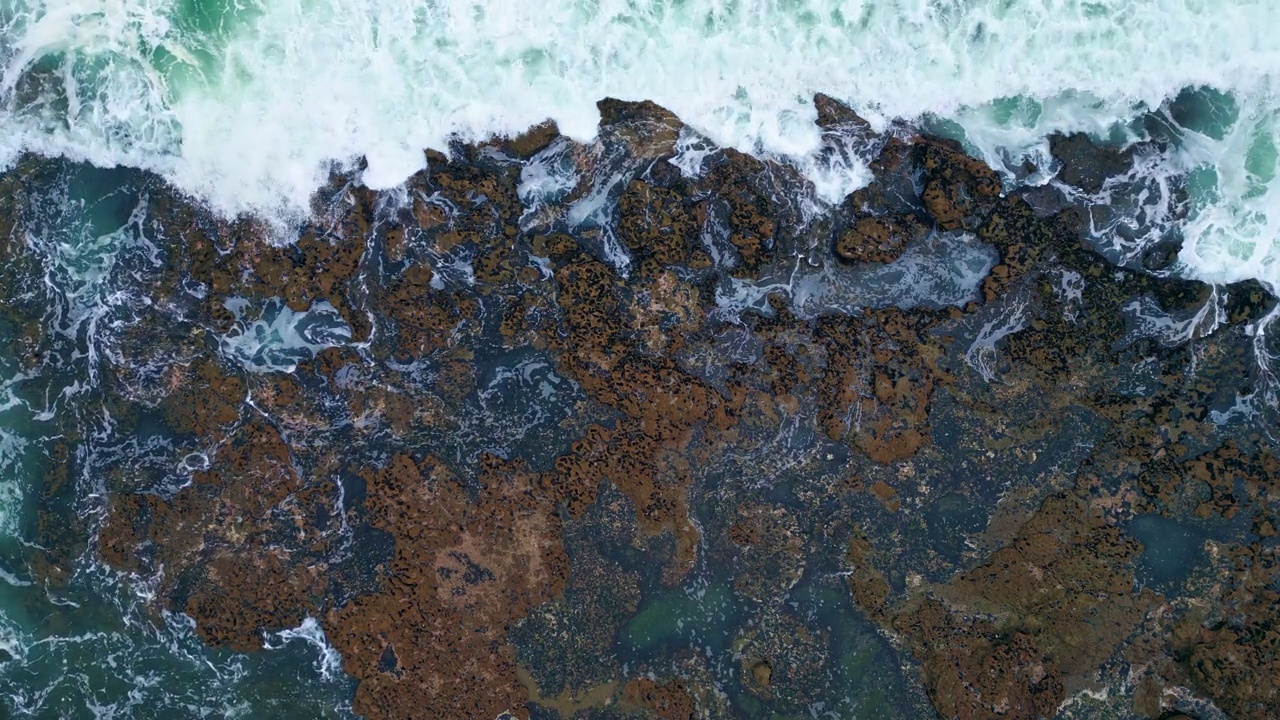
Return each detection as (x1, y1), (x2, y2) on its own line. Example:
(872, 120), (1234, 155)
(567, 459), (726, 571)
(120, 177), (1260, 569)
(834, 214), (922, 264)
(1050, 132), (1136, 194)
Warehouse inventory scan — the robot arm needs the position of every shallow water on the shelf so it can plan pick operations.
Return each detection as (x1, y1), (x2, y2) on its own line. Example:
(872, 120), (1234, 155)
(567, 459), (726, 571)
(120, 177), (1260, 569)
(1129, 513), (1213, 592)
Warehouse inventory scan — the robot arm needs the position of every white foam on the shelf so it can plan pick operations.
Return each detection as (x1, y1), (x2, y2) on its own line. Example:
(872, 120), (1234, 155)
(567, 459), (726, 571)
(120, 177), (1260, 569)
(0, 565), (32, 588)
(517, 138), (579, 214)
(0, 421), (28, 538)
(263, 617), (344, 682)
(790, 231), (997, 314)
(670, 127), (718, 179)
(965, 297), (1030, 383)
(1055, 269), (1085, 323)
(218, 298), (353, 374)
(3, 0), (1280, 284)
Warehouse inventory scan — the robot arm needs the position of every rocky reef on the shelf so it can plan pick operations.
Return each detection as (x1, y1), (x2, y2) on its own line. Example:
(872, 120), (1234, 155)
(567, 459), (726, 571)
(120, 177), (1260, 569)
(4, 97), (1279, 720)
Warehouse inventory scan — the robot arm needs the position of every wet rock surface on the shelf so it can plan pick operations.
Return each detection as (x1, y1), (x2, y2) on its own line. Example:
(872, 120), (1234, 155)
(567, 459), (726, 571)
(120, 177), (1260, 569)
(835, 215), (922, 264)
(4, 95), (1280, 720)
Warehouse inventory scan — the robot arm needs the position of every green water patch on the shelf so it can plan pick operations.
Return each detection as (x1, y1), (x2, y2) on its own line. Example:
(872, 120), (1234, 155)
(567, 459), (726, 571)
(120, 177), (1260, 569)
(781, 579), (912, 719)
(919, 114), (971, 148)
(0, 571), (358, 718)
(1185, 166), (1221, 211)
(1128, 513), (1212, 591)
(616, 550), (926, 719)
(988, 95), (1043, 128)
(1146, 85), (1249, 156)
(67, 165), (143, 235)
(922, 92), (1141, 164)
(620, 578), (739, 654)
(734, 569), (924, 719)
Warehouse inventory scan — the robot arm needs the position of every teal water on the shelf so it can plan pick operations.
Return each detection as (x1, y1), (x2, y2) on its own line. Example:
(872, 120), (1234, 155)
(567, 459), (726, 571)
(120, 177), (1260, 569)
(0, 161), (356, 718)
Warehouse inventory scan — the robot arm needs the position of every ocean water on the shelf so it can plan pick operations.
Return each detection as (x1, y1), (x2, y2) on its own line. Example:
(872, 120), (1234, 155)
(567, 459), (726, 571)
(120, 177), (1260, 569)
(0, 161), (357, 717)
(2, 0), (1280, 716)
(0, 0), (1278, 284)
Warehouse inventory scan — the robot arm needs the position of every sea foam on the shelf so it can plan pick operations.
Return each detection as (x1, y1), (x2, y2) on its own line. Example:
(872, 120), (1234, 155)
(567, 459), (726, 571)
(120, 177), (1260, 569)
(2, 0), (1280, 286)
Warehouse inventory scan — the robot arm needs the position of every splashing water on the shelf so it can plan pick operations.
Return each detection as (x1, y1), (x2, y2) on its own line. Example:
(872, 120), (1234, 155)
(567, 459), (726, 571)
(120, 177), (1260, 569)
(0, 0), (1277, 285)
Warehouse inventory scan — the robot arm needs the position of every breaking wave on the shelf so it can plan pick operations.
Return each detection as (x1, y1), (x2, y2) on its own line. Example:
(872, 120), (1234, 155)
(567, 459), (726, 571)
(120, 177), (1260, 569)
(1, 0), (1279, 285)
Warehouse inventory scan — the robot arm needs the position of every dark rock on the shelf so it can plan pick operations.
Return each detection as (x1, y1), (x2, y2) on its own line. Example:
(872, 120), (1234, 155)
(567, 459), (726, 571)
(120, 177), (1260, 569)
(834, 214), (921, 264)
(1141, 236), (1184, 272)
(1226, 278), (1277, 324)
(597, 97), (683, 159)
(505, 120), (561, 158)
(915, 136), (1003, 230)
(813, 92), (875, 139)
(1049, 132), (1134, 194)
